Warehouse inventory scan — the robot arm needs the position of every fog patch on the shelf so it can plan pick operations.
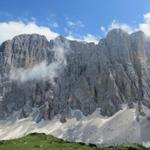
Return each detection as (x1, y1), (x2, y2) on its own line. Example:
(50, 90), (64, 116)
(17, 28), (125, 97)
(10, 38), (69, 83)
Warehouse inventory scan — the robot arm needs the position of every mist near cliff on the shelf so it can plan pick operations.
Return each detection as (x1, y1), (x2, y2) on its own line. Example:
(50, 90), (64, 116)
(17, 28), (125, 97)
(10, 38), (69, 84)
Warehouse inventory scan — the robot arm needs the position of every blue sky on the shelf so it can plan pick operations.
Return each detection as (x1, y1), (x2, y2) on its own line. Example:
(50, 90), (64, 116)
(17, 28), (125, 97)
(0, 0), (150, 43)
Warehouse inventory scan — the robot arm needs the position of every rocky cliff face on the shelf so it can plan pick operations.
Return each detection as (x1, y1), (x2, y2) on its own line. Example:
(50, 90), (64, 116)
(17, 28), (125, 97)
(0, 29), (150, 122)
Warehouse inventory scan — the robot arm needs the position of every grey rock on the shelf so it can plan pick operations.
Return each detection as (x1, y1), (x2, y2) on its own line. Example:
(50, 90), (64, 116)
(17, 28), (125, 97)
(0, 29), (150, 120)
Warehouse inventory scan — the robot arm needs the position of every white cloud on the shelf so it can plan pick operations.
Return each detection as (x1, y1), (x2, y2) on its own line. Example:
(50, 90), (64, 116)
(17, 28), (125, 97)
(52, 22), (59, 28)
(101, 20), (134, 35)
(139, 12), (150, 36)
(0, 20), (99, 45)
(100, 12), (150, 37)
(0, 21), (58, 44)
(143, 13), (150, 24)
(100, 26), (107, 35)
(3, 12), (150, 46)
(83, 34), (99, 44)
(66, 33), (99, 44)
(67, 21), (75, 27)
(67, 20), (85, 28)
(108, 20), (134, 33)
(65, 18), (99, 43)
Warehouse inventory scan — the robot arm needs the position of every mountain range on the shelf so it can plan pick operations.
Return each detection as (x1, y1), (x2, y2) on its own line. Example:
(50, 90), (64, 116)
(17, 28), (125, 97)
(0, 29), (150, 147)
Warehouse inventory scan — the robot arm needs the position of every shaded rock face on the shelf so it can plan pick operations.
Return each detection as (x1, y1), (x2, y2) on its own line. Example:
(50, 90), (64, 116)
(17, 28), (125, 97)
(0, 29), (150, 121)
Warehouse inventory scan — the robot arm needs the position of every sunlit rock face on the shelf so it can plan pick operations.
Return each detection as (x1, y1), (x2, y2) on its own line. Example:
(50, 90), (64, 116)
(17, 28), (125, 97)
(0, 29), (150, 121)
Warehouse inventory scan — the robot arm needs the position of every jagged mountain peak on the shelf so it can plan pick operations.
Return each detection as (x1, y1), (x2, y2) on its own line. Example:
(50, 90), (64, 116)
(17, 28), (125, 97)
(10, 34), (49, 44)
(107, 28), (129, 39)
(130, 30), (145, 38)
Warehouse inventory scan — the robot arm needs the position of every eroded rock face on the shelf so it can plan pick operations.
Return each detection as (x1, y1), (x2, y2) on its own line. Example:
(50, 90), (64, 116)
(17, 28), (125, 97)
(0, 29), (150, 121)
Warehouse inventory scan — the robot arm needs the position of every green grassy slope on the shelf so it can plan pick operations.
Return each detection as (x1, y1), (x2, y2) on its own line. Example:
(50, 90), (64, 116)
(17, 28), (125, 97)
(0, 133), (147, 150)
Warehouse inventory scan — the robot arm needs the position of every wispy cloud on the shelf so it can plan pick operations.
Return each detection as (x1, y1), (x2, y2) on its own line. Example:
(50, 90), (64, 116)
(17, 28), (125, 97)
(0, 11), (14, 20)
(46, 15), (59, 29)
(65, 18), (85, 35)
(83, 34), (99, 44)
(66, 32), (100, 44)
(100, 26), (107, 35)
(67, 20), (85, 28)
(65, 18), (99, 44)
(10, 38), (69, 83)
(52, 22), (59, 28)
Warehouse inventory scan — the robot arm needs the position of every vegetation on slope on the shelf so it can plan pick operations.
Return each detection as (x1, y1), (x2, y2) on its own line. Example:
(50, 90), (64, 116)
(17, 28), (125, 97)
(0, 133), (147, 150)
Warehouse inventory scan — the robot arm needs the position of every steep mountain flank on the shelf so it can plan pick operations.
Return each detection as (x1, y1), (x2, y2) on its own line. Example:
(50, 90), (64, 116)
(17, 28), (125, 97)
(0, 29), (150, 121)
